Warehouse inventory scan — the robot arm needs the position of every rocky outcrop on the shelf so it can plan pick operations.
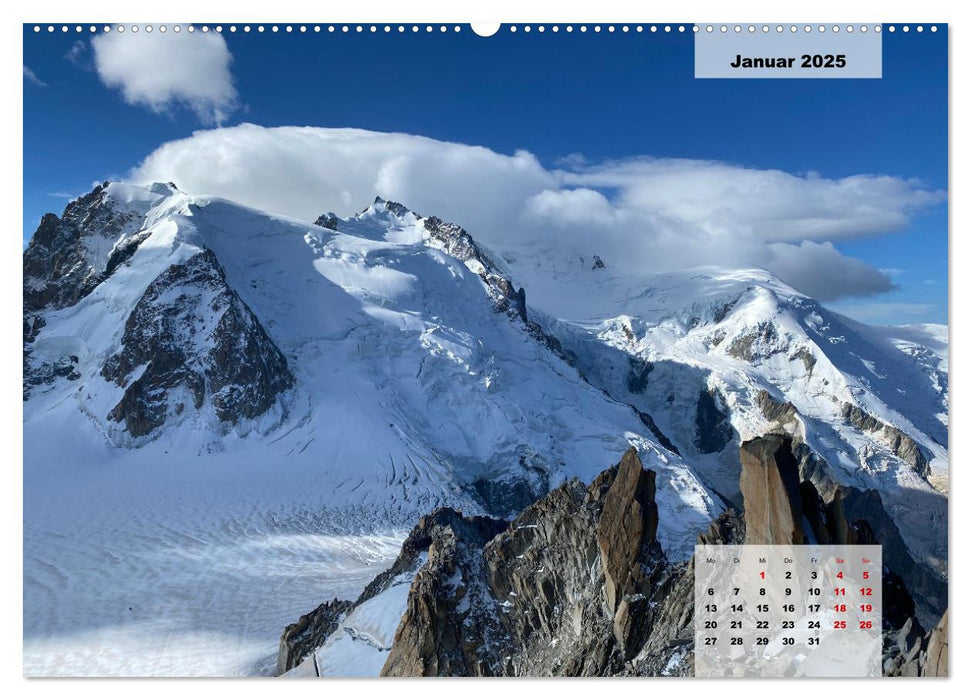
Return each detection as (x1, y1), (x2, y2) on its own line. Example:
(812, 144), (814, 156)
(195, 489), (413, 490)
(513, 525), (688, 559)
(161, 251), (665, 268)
(598, 449), (658, 614)
(739, 435), (807, 545)
(101, 249), (294, 438)
(419, 212), (529, 324)
(23, 184), (151, 399)
(281, 437), (942, 678)
(789, 347), (817, 376)
(278, 599), (354, 675)
(282, 509), (507, 677)
(380, 509), (509, 677)
(756, 389), (799, 430)
(841, 402), (929, 477)
(313, 213), (340, 230)
(283, 447), (701, 677)
(726, 321), (782, 362)
(381, 448), (680, 677)
(633, 408), (681, 456)
(23, 183), (143, 313)
(884, 608), (949, 677)
(922, 610), (948, 677)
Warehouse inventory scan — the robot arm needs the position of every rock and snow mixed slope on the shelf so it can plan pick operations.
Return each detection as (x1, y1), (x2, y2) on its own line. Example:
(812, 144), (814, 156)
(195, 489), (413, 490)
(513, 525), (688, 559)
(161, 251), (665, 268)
(534, 268), (948, 578)
(23, 182), (947, 676)
(281, 445), (945, 677)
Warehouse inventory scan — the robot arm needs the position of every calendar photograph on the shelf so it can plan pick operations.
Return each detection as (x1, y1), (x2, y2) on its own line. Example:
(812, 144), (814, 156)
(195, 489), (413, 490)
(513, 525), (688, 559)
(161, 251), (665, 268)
(22, 21), (948, 678)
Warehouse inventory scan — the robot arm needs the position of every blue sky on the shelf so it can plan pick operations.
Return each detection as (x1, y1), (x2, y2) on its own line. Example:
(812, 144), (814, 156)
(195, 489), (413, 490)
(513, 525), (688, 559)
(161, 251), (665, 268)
(23, 24), (948, 325)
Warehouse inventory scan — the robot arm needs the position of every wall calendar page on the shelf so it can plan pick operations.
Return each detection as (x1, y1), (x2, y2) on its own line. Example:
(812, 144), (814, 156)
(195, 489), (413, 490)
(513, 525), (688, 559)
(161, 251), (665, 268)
(20, 8), (949, 683)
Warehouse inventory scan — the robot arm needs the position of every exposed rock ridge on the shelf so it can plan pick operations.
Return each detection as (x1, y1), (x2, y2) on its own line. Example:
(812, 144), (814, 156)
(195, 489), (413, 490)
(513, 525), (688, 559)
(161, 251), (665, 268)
(23, 182), (143, 312)
(356, 200), (677, 460)
(410, 206), (677, 457)
(23, 184), (151, 399)
(419, 213), (529, 324)
(278, 508), (507, 676)
(100, 249), (294, 438)
(841, 402), (930, 477)
(280, 439), (942, 677)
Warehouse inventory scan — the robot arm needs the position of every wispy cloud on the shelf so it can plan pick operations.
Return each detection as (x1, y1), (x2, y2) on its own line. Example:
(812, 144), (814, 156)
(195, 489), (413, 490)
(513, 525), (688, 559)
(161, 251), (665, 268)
(65, 40), (91, 69)
(23, 66), (46, 87)
(92, 30), (238, 125)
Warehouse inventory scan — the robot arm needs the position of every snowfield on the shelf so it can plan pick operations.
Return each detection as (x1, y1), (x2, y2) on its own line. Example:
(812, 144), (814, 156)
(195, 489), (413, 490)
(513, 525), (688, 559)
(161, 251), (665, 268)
(24, 415), (406, 676)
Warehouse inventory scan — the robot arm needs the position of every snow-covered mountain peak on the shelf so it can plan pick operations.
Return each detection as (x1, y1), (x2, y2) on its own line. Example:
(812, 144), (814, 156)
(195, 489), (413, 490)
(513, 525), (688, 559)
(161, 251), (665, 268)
(25, 182), (722, 548)
(22, 180), (948, 675)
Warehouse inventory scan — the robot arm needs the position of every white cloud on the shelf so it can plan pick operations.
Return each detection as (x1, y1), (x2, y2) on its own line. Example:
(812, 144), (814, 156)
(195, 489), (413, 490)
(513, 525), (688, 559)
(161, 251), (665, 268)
(23, 66), (46, 87)
(560, 159), (943, 242)
(92, 31), (238, 124)
(132, 124), (944, 301)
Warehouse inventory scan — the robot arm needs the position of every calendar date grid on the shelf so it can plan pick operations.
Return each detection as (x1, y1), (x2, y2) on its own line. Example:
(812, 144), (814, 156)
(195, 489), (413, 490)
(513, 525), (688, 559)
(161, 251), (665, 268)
(693, 544), (882, 677)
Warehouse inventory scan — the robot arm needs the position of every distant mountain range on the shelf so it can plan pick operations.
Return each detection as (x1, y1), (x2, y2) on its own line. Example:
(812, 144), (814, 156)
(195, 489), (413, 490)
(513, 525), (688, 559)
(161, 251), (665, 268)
(23, 182), (948, 676)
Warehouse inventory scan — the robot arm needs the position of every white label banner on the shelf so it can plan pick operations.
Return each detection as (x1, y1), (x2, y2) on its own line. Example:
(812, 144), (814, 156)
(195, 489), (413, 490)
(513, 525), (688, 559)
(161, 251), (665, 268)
(695, 25), (883, 78)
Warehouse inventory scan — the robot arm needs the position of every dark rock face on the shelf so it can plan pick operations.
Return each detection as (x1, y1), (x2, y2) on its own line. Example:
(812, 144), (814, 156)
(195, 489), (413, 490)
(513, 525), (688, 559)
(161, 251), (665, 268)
(841, 402), (930, 477)
(104, 230), (152, 278)
(313, 213), (340, 230)
(711, 296), (740, 324)
(23, 183), (142, 313)
(634, 408), (681, 456)
(23, 354), (81, 401)
(693, 389), (734, 454)
(756, 389), (798, 428)
(471, 470), (548, 518)
(100, 250), (294, 438)
(278, 599), (354, 675)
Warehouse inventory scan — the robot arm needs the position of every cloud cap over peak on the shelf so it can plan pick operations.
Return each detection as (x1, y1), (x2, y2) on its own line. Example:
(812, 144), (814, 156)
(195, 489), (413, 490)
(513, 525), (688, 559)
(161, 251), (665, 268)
(132, 124), (944, 304)
(92, 31), (238, 125)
